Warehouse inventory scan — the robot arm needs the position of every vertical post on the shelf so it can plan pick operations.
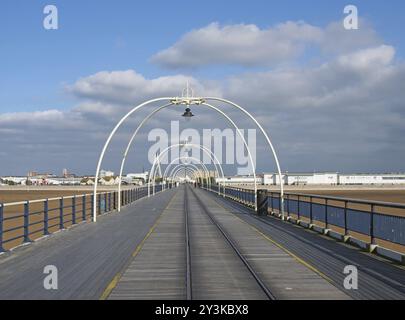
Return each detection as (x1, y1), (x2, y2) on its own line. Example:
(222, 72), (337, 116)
(297, 195), (300, 222)
(98, 194), (101, 215)
(59, 198), (64, 230)
(72, 196), (76, 225)
(23, 201), (31, 243)
(109, 193), (112, 212)
(104, 193), (107, 213)
(370, 204), (375, 245)
(91, 194), (95, 222)
(44, 199), (49, 235)
(82, 195), (86, 221)
(309, 196), (313, 226)
(325, 199), (328, 230)
(257, 189), (267, 216)
(344, 200), (348, 237)
(286, 194), (290, 219)
(270, 193), (274, 215)
(0, 203), (4, 252)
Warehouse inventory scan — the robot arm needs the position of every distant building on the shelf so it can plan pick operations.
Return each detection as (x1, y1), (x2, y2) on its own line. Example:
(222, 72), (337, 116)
(338, 174), (405, 185)
(216, 175), (263, 185)
(100, 170), (115, 178)
(126, 172), (149, 182)
(262, 172), (405, 186)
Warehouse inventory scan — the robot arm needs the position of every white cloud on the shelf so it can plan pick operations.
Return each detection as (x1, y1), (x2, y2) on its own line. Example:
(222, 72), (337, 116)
(151, 20), (383, 69)
(68, 70), (221, 105)
(151, 22), (323, 68)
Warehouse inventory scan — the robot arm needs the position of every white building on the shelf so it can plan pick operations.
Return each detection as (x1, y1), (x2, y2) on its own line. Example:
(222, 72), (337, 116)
(216, 176), (263, 185)
(262, 172), (405, 186)
(126, 172), (149, 182)
(100, 170), (115, 178)
(338, 174), (405, 185)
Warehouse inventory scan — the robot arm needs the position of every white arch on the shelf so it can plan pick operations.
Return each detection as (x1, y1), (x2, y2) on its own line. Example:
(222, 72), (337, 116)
(171, 167), (199, 181)
(166, 163), (202, 181)
(201, 102), (257, 210)
(94, 96), (283, 220)
(147, 143), (225, 197)
(205, 97), (285, 218)
(93, 97), (172, 221)
(159, 156), (211, 191)
(117, 102), (174, 211)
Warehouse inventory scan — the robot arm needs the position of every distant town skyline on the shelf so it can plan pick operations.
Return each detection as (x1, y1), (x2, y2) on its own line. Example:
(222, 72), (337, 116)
(1, 1), (405, 176)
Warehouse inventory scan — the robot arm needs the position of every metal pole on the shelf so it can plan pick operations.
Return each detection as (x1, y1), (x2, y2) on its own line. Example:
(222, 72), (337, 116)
(59, 198), (64, 230)
(0, 204), (4, 252)
(44, 199), (49, 235)
(23, 201), (31, 243)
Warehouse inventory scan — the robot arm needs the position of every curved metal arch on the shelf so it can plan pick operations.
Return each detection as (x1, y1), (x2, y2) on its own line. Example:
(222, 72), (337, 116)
(148, 143), (225, 197)
(171, 167), (199, 181)
(94, 95), (283, 220)
(117, 102), (174, 211)
(201, 102), (257, 209)
(93, 97), (173, 221)
(167, 163), (201, 181)
(204, 97), (285, 218)
(160, 156), (211, 190)
(162, 144), (225, 194)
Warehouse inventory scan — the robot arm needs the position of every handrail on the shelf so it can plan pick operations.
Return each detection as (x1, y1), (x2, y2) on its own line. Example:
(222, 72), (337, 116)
(266, 191), (405, 209)
(204, 185), (405, 258)
(0, 183), (172, 252)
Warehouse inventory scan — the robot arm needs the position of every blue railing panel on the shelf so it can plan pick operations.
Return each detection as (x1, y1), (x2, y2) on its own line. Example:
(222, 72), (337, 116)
(373, 214), (405, 245)
(346, 209), (371, 235)
(327, 206), (345, 228)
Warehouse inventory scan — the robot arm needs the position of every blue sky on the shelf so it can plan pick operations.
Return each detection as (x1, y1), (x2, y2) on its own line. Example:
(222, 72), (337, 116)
(1, 0), (404, 112)
(1, 1), (405, 175)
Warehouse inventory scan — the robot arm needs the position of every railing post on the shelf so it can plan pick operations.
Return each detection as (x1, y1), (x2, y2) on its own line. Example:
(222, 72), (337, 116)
(344, 200), (348, 237)
(270, 193), (273, 214)
(59, 198), (64, 230)
(91, 194), (95, 221)
(297, 195), (300, 221)
(44, 199), (49, 235)
(82, 195), (86, 221)
(24, 201), (32, 243)
(286, 194), (290, 219)
(72, 196), (76, 225)
(98, 194), (101, 214)
(370, 204), (375, 245)
(325, 199), (328, 230)
(104, 193), (107, 212)
(109, 193), (112, 212)
(0, 203), (4, 252)
(309, 196), (313, 226)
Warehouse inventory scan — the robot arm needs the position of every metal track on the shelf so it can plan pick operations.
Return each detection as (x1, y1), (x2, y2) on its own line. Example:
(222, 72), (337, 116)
(188, 185), (276, 300)
(184, 185), (192, 300)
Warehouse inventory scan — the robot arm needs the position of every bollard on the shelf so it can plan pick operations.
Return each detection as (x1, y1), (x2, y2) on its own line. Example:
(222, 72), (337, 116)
(257, 190), (268, 216)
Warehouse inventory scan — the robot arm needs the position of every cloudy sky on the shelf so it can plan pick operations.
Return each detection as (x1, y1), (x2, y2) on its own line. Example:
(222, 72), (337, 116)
(0, 0), (404, 176)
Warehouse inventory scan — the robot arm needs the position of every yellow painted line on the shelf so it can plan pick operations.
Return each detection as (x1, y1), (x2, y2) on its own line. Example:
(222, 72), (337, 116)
(206, 192), (335, 285)
(99, 191), (179, 300)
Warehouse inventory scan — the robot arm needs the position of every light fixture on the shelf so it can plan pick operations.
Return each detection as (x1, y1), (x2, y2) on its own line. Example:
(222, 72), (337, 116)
(182, 107), (194, 118)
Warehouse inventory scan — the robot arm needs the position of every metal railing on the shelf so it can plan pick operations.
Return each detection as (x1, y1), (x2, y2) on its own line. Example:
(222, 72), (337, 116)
(0, 183), (168, 252)
(205, 185), (405, 255)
